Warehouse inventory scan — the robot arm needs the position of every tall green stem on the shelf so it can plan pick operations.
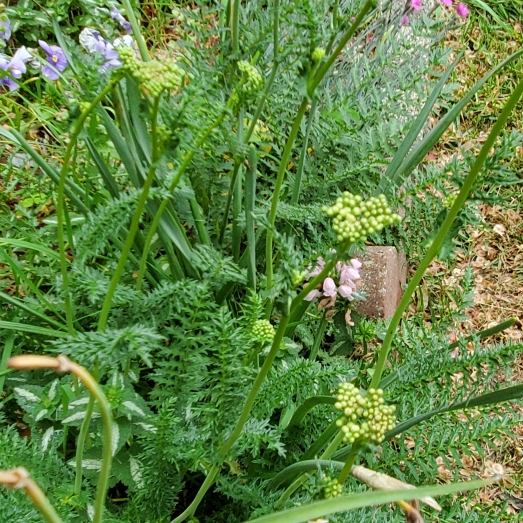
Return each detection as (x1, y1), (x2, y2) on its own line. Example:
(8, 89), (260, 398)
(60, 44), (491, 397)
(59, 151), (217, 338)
(135, 110), (227, 290)
(265, 98), (308, 299)
(98, 95), (161, 329)
(308, 0), (376, 95)
(265, 0), (375, 307)
(337, 441), (361, 484)
(74, 397), (94, 495)
(120, 0), (150, 62)
(370, 74), (523, 390)
(57, 81), (119, 334)
(275, 431), (345, 509)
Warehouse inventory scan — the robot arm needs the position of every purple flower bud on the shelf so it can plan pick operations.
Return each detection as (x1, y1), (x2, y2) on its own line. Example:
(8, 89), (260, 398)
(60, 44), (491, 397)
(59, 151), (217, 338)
(0, 47), (31, 91)
(111, 7), (132, 34)
(0, 19), (11, 41)
(400, 15), (409, 25)
(39, 40), (68, 80)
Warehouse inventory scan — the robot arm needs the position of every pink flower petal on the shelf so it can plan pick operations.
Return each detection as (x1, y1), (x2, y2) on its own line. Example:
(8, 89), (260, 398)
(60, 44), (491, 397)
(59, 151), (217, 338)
(338, 284), (353, 299)
(411, 0), (423, 10)
(456, 2), (469, 17)
(440, 0), (453, 6)
(350, 258), (362, 270)
(323, 277), (337, 297)
(305, 289), (322, 301)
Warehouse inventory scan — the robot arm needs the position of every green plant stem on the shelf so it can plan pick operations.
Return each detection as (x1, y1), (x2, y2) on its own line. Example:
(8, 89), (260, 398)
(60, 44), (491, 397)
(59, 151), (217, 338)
(8, 470), (64, 523)
(135, 110), (227, 290)
(370, 74), (523, 390)
(337, 441), (361, 484)
(265, 98), (308, 300)
(231, 0), (240, 53)
(289, 97), (317, 205)
(98, 95), (161, 329)
(308, 0), (376, 95)
(66, 361), (113, 523)
(265, 0), (375, 306)
(275, 431), (345, 509)
(57, 80), (119, 334)
(120, 0), (150, 62)
(309, 312), (327, 361)
(74, 397), (95, 495)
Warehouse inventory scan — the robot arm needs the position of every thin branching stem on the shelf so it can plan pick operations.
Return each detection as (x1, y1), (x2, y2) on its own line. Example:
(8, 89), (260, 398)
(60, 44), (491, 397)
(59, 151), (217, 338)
(56, 80), (119, 334)
(98, 95), (161, 328)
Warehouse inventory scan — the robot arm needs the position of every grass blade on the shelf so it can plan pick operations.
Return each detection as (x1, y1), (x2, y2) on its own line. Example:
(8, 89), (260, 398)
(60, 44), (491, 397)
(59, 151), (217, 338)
(379, 49), (523, 196)
(244, 479), (492, 523)
(375, 50), (464, 196)
(0, 320), (68, 338)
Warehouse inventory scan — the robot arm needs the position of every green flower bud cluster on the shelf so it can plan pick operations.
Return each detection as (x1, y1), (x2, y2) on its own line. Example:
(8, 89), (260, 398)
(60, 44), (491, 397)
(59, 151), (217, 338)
(252, 319), (275, 342)
(311, 47), (326, 62)
(323, 477), (342, 499)
(334, 383), (396, 444)
(323, 192), (402, 243)
(443, 192), (458, 209)
(237, 60), (262, 94)
(117, 45), (183, 97)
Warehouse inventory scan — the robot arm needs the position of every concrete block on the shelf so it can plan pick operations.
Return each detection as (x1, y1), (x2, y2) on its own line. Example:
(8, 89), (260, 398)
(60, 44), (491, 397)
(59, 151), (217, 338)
(354, 246), (407, 319)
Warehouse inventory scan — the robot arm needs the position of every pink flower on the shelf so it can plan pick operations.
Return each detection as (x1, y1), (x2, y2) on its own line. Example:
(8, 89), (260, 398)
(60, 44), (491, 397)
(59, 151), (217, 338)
(323, 277), (337, 297)
(440, 0), (453, 6)
(338, 284), (354, 299)
(350, 258), (362, 270)
(340, 265), (360, 284)
(307, 257), (325, 279)
(410, 0), (423, 10)
(305, 288), (322, 302)
(456, 2), (469, 17)
(401, 15), (409, 25)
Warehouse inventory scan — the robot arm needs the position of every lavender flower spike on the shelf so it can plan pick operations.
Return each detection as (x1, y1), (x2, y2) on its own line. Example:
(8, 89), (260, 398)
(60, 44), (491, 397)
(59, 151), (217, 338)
(39, 40), (68, 80)
(111, 7), (132, 34)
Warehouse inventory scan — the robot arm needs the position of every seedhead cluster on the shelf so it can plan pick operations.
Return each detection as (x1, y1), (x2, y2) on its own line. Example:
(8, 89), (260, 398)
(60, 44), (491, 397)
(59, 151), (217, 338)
(323, 192), (402, 243)
(334, 383), (396, 444)
(117, 45), (184, 96)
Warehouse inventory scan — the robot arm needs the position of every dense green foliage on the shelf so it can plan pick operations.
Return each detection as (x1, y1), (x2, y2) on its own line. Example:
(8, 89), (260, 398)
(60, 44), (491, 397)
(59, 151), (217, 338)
(1, 1), (523, 522)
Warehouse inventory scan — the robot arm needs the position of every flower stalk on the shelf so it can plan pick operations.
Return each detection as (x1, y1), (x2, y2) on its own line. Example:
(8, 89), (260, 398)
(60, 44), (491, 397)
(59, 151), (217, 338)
(8, 355), (113, 523)
(0, 468), (63, 523)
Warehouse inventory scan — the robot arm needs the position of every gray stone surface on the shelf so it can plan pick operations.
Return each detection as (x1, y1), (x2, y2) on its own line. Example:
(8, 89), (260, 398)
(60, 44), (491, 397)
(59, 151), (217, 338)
(354, 246), (407, 319)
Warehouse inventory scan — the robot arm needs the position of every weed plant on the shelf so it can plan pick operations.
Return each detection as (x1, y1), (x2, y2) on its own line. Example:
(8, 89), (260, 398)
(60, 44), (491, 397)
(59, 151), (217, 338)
(0, 1), (523, 522)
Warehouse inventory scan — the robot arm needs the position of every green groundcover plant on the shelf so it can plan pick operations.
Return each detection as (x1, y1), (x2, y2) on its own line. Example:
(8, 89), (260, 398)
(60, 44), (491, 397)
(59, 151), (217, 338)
(0, 1), (523, 522)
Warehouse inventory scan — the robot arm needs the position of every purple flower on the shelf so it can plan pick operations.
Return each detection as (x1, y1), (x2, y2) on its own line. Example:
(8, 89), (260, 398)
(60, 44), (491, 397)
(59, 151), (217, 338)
(400, 15), (409, 25)
(0, 19), (11, 41)
(111, 7), (132, 34)
(411, 0), (423, 10)
(0, 47), (31, 91)
(440, 0), (453, 5)
(456, 2), (470, 17)
(99, 43), (122, 72)
(39, 40), (68, 80)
